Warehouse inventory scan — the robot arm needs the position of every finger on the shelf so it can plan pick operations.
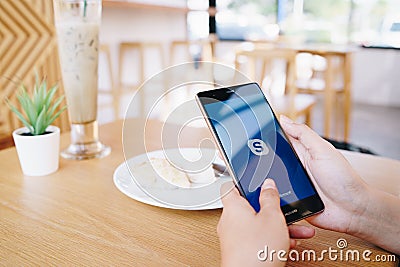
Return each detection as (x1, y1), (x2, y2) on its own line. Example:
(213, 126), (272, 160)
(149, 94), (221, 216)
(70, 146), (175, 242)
(280, 116), (307, 165)
(288, 224), (316, 239)
(280, 115), (332, 157)
(286, 134), (307, 165)
(216, 217), (223, 236)
(220, 181), (241, 207)
(290, 239), (297, 249)
(258, 179), (281, 214)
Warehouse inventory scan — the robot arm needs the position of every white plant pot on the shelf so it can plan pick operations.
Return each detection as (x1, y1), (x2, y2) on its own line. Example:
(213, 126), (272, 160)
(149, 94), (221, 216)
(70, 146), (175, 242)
(13, 125), (60, 176)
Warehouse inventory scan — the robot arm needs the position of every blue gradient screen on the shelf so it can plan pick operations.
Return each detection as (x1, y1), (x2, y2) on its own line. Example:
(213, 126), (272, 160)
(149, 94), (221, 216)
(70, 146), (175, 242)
(202, 84), (316, 212)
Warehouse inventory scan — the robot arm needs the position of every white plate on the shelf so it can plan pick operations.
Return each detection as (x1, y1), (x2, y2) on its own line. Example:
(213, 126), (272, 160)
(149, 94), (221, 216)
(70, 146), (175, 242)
(113, 148), (231, 210)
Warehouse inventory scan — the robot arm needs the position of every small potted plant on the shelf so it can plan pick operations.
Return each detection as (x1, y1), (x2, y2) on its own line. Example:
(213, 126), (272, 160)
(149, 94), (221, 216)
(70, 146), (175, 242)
(6, 75), (67, 176)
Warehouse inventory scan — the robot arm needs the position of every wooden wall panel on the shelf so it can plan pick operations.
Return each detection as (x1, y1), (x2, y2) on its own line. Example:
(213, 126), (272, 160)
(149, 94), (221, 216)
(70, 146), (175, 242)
(0, 0), (69, 148)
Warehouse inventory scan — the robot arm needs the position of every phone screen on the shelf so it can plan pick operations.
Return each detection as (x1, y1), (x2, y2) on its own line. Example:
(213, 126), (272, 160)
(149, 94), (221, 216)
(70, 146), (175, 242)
(197, 83), (323, 219)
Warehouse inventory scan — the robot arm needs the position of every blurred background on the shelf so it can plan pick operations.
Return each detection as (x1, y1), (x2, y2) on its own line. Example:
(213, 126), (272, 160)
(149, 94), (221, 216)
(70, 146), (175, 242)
(1, 0), (399, 159)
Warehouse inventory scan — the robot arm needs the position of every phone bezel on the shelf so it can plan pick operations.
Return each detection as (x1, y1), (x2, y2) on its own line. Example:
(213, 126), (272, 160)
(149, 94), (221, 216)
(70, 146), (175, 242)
(196, 82), (324, 224)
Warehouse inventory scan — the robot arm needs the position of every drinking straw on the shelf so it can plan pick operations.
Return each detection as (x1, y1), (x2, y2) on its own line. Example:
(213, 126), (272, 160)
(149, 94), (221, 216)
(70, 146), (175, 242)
(83, 0), (87, 17)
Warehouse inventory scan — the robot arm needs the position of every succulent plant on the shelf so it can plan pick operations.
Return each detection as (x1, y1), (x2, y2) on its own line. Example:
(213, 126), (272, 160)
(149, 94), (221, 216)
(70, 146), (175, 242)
(6, 74), (67, 136)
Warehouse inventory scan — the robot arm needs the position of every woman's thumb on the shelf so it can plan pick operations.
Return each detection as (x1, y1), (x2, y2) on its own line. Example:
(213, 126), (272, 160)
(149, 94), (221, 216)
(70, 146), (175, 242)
(258, 179), (281, 214)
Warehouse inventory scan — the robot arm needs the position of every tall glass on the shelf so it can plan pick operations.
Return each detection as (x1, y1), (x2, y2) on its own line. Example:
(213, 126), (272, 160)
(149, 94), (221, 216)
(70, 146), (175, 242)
(53, 0), (110, 160)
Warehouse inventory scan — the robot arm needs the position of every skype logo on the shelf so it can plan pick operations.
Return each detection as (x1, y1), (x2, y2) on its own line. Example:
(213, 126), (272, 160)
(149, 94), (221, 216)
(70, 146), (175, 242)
(247, 139), (270, 156)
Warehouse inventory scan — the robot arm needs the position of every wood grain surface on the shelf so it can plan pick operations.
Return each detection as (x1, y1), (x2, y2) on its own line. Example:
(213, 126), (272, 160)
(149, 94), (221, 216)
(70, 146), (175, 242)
(0, 119), (398, 266)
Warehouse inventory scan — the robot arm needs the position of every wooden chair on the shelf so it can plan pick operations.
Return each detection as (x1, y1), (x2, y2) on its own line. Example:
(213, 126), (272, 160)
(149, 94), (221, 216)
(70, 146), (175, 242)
(235, 43), (316, 126)
(117, 42), (165, 117)
(169, 39), (213, 66)
(118, 41), (165, 90)
(98, 44), (119, 118)
(293, 48), (354, 141)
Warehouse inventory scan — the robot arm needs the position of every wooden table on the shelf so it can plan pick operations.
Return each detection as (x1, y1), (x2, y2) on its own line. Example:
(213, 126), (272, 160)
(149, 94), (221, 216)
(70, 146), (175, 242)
(0, 119), (399, 266)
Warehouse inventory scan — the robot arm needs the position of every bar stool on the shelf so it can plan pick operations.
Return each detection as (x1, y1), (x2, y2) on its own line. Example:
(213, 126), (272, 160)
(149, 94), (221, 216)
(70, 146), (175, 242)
(294, 47), (354, 141)
(169, 39), (213, 66)
(98, 44), (118, 118)
(118, 42), (165, 117)
(235, 44), (317, 126)
(118, 42), (165, 90)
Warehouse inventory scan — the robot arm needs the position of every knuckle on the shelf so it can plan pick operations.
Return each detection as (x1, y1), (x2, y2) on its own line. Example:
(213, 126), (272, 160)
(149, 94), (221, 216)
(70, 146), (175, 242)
(298, 123), (309, 135)
(261, 187), (279, 199)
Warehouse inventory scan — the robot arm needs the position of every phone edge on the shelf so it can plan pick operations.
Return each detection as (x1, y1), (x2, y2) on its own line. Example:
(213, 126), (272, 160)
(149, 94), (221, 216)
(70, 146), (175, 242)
(195, 85), (325, 223)
(195, 95), (247, 197)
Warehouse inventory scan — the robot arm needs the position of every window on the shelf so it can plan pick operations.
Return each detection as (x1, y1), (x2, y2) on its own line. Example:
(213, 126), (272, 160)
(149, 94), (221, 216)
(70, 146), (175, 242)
(278, 0), (351, 44)
(188, 0), (400, 47)
(351, 0), (400, 48)
(216, 0), (278, 41)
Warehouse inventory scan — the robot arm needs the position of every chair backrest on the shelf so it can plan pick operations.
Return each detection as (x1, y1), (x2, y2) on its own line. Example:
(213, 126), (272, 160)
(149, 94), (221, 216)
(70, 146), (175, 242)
(235, 44), (298, 97)
(0, 0), (69, 149)
(169, 40), (213, 66)
(235, 43), (314, 120)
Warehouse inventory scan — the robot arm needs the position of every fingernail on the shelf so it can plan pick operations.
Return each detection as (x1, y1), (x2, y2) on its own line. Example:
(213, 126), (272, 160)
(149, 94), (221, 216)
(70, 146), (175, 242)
(280, 115), (294, 124)
(262, 178), (276, 190)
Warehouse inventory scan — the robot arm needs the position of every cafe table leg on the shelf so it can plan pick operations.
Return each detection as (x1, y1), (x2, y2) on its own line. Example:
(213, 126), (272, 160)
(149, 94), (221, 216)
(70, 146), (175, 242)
(324, 55), (334, 138)
(343, 53), (352, 142)
(248, 57), (256, 81)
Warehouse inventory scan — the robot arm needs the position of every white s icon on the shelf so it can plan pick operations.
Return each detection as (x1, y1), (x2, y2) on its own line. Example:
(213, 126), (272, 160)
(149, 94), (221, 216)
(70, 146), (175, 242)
(247, 139), (269, 156)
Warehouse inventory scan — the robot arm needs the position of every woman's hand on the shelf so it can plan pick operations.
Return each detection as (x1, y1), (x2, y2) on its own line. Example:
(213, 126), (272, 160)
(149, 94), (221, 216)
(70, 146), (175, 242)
(280, 115), (400, 254)
(217, 179), (289, 267)
(217, 116), (400, 257)
(280, 115), (370, 234)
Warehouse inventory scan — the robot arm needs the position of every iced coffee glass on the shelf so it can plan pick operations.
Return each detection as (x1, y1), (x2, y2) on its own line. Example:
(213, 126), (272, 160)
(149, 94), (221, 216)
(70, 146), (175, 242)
(53, 0), (110, 160)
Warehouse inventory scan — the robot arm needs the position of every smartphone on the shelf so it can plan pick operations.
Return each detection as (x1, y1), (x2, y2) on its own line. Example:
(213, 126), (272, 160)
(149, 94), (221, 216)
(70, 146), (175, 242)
(196, 82), (324, 224)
